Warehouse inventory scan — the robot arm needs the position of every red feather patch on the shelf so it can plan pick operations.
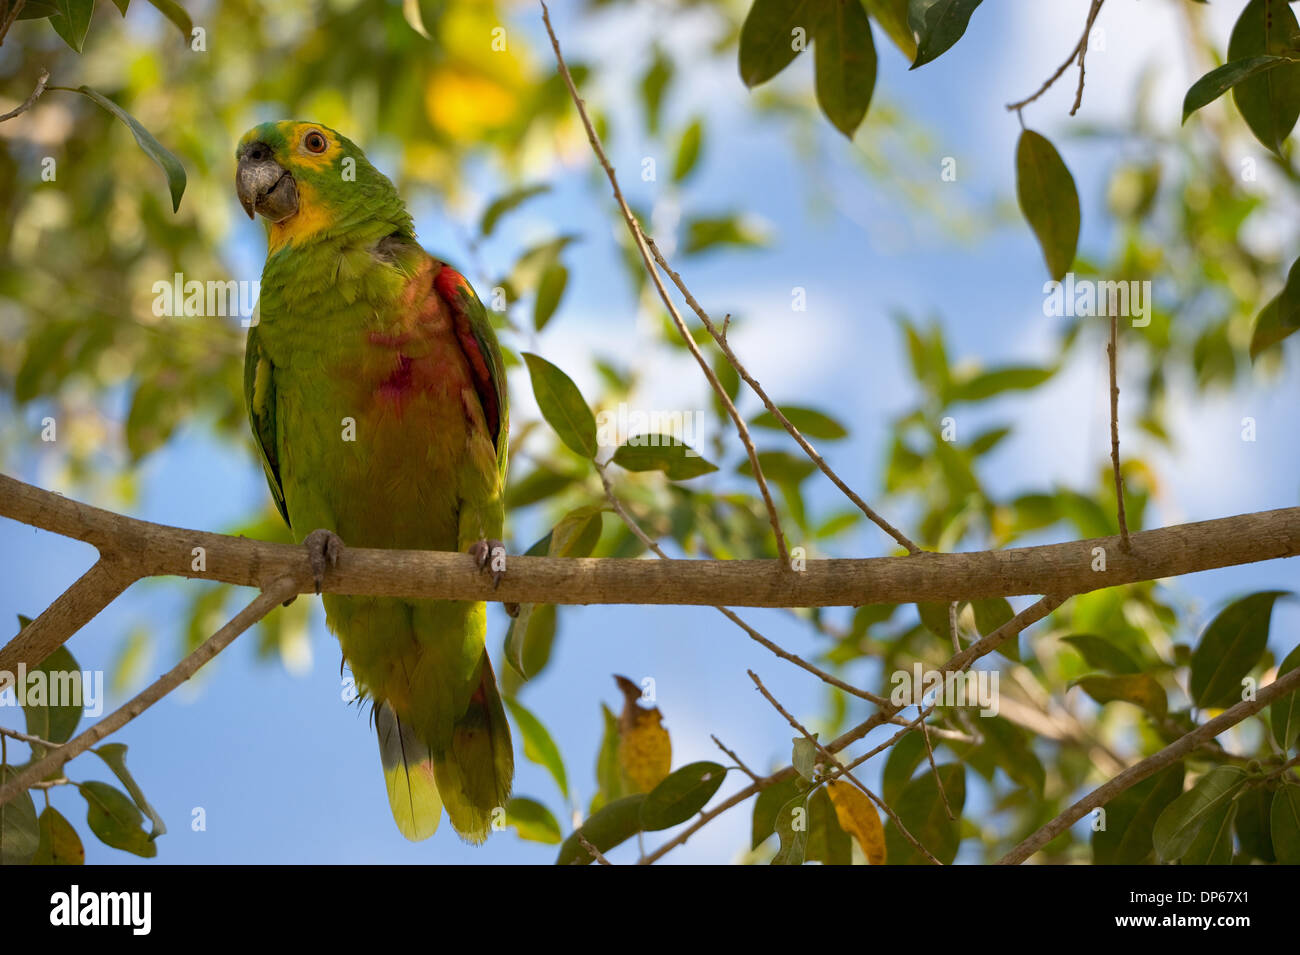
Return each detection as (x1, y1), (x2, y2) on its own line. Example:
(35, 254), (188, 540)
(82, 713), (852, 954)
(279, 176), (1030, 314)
(434, 265), (500, 441)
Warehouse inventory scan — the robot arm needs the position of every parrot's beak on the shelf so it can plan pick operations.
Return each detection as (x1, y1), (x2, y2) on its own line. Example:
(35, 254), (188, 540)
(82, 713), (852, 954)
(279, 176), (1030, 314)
(236, 144), (298, 223)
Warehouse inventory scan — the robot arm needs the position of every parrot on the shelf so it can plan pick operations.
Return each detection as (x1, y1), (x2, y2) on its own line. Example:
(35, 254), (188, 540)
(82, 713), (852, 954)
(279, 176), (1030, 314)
(234, 120), (513, 844)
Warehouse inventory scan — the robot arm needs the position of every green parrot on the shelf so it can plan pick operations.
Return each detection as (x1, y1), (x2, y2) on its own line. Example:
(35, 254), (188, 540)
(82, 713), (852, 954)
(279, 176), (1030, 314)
(235, 120), (513, 843)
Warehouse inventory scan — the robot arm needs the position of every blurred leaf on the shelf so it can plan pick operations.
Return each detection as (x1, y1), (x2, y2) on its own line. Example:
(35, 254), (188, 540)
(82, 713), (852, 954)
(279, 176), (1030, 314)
(64, 87), (187, 212)
(504, 697), (568, 799)
(145, 0), (193, 41)
(1272, 784), (1300, 864)
(980, 716), (1045, 796)
(480, 184), (550, 238)
(751, 405), (848, 440)
(1270, 643), (1300, 750)
(805, 785), (852, 864)
(1092, 763), (1183, 864)
(33, 807), (84, 865)
(909, 0), (984, 70)
(612, 438), (718, 480)
(640, 761), (727, 830)
(1153, 766), (1247, 862)
(792, 736), (818, 781)
(1016, 129), (1079, 281)
(813, 0), (877, 137)
(402, 0), (430, 38)
(533, 262), (568, 331)
(682, 215), (768, 255)
(751, 774), (802, 848)
(1061, 634), (1141, 674)
(948, 365), (1055, 403)
(1250, 257), (1300, 360)
(557, 794), (644, 865)
(592, 703), (625, 814)
(882, 731), (927, 805)
(1076, 673), (1167, 719)
(640, 45), (673, 136)
(504, 797), (562, 845)
(522, 352), (597, 458)
(1234, 785), (1276, 862)
(1190, 590), (1288, 709)
(672, 118), (703, 182)
(865, 0), (917, 60)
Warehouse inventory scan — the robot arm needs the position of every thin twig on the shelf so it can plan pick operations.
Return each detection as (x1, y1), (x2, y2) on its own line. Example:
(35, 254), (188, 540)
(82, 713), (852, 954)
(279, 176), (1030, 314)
(712, 734), (761, 783)
(0, 0), (27, 47)
(0, 576), (299, 808)
(645, 237), (923, 555)
(578, 833), (613, 865)
(999, 661), (1300, 864)
(0, 68), (49, 123)
(0, 725), (63, 750)
(539, 1), (790, 565)
(1006, 0), (1105, 116)
(1107, 313), (1131, 551)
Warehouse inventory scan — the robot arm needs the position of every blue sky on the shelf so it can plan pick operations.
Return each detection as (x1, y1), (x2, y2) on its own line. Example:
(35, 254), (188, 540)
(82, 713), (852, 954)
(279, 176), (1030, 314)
(2, 0), (1298, 864)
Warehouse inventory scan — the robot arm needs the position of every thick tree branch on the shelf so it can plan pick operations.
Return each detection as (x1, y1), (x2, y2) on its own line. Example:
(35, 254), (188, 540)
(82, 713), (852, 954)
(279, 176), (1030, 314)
(998, 662), (1300, 864)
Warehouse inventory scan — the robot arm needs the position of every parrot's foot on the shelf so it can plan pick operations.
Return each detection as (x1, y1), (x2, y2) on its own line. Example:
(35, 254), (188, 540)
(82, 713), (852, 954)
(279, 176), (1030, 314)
(468, 539), (507, 590)
(303, 528), (345, 594)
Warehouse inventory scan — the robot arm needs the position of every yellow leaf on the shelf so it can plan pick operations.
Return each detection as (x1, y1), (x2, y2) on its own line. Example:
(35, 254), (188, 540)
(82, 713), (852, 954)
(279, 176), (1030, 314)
(827, 780), (886, 865)
(614, 674), (671, 793)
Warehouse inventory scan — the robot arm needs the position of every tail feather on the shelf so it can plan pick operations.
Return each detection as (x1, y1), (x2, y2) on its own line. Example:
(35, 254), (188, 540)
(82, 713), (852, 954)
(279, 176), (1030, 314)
(376, 701), (443, 842)
(431, 653), (515, 844)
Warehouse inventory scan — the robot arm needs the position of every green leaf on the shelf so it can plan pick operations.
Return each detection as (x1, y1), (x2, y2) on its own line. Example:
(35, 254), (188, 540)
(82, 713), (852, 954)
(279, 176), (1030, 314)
(1270, 643), (1300, 750)
(792, 736), (818, 782)
(612, 437), (718, 480)
(1152, 766), (1248, 862)
(1015, 129), (1079, 282)
(145, 0), (192, 40)
(672, 118), (703, 182)
(33, 807), (85, 865)
(1181, 800), (1238, 865)
(1061, 634), (1141, 675)
(812, 0), (877, 138)
(640, 761), (727, 830)
(20, 644), (83, 751)
(78, 780), (157, 857)
(503, 601), (557, 681)
(751, 775), (802, 848)
(884, 763), (966, 864)
(771, 791), (812, 865)
(805, 785), (852, 864)
(980, 716), (1045, 797)
(1182, 55), (1292, 123)
(640, 45), (672, 136)
(93, 743), (166, 839)
(1075, 673), (1168, 719)
(19, 0), (61, 18)
(1271, 784), (1300, 864)
(948, 365), (1055, 403)
(1250, 257), (1300, 360)
(66, 86), (187, 212)
(739, 0), (817, 87)
(504, 797), (562, 845)
(49, 0), (94, 53)
(110, 0), (129, 14)
(1234, 785), (1276, 862)
(556, 794), (644, 865)
(592, 703), (625, 813)
(1092, 764), (1184, 864)
(682, 214), (769, 255)
(1190, 590), (1289, 709)
(750, 405), (848, 440)
(882, 731), (927, 805)
(533, 262), (568, 331)
(909, 0), (984, 70)
(480, 184), (550, 238)
(0, 765), (40, 865)
(504, 697), (568, 799)
(1228, 0), (1300, 155)
(522, 352), (597, 458)
(865, 0), (917, 60)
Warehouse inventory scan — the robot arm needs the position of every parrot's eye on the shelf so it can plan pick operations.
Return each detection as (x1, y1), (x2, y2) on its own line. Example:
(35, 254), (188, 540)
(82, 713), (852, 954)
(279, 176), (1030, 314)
(303, 130), (328, 154)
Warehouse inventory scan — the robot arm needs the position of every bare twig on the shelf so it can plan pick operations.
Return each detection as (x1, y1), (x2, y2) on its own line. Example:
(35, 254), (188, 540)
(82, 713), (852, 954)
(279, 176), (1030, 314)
(0, 725), (62, 750)
(712, 735), (761, 783)
(577, 833), (613, 865)
(0, 576), (299, 808)
(0, 68), (49, 123)
(0, 0), (27, 47)
(999, 662), (1300, 864)
(1107, 313), (1131, 551)
(1006, 0), (1106, 116)
(539, 1), (790, 565)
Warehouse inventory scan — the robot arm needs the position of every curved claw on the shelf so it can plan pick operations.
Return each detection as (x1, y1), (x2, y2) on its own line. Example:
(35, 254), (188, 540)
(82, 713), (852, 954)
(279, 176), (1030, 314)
(468, 539), (507, 590)
(304, 528), (345, 594)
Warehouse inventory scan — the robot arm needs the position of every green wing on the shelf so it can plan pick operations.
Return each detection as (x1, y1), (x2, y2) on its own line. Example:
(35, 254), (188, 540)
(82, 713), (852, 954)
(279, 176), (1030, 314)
(242, 323), (290, 528)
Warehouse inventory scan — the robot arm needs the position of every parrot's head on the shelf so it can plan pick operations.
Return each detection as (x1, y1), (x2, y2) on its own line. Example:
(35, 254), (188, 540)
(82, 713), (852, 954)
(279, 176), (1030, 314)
(235, 121), (410, 248)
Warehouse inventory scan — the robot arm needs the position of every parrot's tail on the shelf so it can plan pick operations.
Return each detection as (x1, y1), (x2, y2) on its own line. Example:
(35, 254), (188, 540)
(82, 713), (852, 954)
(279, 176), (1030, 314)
(431, 653), (515, 844)
(376, 701), (443, 841)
